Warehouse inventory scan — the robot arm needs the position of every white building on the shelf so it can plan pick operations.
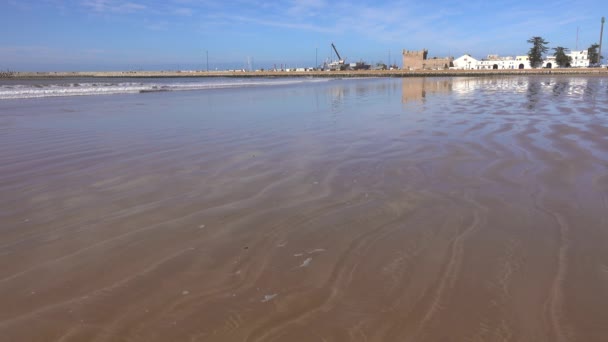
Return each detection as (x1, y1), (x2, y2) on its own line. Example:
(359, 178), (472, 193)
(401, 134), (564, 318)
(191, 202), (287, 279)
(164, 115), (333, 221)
(453, 54), (531, 69)
(452, 54), (479, 69)
(568, 50), (589, 67)
(453, 49), (590, 70)
(542, 56), (557, 68)
(514, 56), (532, 69)
(478, 55), (520, 70)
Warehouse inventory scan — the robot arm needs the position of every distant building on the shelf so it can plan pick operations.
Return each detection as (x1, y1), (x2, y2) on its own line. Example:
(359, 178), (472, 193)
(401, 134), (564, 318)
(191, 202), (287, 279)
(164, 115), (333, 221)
(568, 50), (589, 67)
(478, 55), (519, 70)
(402, 49), (453, 70)
(443, 49), (590, 70)
(453, 54), (529, 69)
(514, 56), (532, 69)
(542, 56), (556, 68)
(452, 54), (479, 69)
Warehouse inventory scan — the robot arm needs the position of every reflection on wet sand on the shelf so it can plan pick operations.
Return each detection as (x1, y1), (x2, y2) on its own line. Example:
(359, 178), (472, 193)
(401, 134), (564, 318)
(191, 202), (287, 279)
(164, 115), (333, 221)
(1, 76), (608, 341)
(401, 78), (452, 103)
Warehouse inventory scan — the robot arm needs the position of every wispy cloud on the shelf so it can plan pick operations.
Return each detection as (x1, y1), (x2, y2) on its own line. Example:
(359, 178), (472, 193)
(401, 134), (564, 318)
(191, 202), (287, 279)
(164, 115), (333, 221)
(286, 0), (326, 16)
(220, 14), (337, 33)
(143, 19), (169, 31)
(82, 0), (146, 13)
(173, 7), (193, 16)
(7, 0), (34, 10)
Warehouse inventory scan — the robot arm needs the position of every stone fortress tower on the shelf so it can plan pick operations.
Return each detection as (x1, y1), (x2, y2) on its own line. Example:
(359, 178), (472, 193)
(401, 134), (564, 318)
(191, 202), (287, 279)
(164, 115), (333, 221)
(402, 49), (454, 70)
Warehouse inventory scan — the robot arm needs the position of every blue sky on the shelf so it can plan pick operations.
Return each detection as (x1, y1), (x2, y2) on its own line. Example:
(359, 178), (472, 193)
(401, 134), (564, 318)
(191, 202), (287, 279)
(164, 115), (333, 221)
(1, 0), (606, 71)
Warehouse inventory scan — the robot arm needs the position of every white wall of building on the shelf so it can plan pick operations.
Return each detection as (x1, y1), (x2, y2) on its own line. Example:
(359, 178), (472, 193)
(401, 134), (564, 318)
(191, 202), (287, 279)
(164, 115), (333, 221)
(454, 50), (590, 70)
(542, 56), (556, 68)
(452, 54), (478, 69)
(476, 58), (520, 70)
(514, 56), (532, 69)
(568, 50), (589, 67)
(454, 54), (531, 69)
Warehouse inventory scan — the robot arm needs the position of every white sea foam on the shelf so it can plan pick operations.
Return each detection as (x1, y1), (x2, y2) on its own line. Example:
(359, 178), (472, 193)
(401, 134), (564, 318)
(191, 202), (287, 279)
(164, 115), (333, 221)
(0, 78), (331, 100)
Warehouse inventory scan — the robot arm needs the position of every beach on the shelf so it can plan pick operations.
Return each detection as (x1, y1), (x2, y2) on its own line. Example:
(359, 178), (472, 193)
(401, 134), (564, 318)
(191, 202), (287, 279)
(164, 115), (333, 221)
(1, 76), (608, 341)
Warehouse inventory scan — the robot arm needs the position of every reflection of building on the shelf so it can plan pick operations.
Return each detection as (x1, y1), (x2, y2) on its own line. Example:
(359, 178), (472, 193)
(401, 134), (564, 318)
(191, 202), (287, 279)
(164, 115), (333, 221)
(448, 77), (593, 99)
(402, 49), (454, 70)
(401, 78), (452, 103)
(456, 77), (531, 93)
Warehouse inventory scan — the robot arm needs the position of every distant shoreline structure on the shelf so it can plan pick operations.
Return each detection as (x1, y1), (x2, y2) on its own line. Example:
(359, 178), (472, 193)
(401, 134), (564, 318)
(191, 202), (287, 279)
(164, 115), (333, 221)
(3, 68), (608, 79)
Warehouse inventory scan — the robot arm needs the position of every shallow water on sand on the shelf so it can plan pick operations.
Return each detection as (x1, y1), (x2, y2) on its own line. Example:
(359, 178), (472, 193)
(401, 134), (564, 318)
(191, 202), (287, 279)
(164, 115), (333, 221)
(1, 76), (608, 341)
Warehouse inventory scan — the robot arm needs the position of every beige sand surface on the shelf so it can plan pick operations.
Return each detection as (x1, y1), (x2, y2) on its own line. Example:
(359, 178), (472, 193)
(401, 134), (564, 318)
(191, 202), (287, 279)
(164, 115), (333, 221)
(1, 77), (608, 341)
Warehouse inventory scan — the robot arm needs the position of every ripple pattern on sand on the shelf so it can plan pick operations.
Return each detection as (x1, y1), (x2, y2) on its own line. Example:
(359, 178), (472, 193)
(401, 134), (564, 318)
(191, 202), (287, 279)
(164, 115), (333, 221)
(1, 76), (608, 341)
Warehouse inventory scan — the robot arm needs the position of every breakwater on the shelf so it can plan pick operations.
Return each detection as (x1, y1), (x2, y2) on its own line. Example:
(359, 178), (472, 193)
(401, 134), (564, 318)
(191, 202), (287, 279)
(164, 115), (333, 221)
(0, 70), (15, 78)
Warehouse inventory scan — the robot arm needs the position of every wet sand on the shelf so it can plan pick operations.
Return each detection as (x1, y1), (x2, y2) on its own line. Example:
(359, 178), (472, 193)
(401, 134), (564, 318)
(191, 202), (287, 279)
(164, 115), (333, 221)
(1, 76), (608, 341)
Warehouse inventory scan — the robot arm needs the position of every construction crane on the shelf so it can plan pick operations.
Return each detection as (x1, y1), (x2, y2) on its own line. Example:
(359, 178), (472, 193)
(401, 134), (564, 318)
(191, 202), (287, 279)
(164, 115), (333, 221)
(331, 43), (343, 62)
(327, 42), (346, 71)
(326, 43), (370, 71)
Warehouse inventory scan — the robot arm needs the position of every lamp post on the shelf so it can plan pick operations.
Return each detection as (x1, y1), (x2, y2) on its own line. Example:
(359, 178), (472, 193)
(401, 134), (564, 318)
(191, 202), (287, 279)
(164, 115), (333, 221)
(599, 17), (605, 66)
(315, 47), (318, 69)
(206, 50), (209, 71)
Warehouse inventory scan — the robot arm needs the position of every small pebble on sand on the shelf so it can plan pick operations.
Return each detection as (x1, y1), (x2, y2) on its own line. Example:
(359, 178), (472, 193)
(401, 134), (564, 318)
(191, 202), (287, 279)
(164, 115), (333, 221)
(261, 294), (277, 302)
(300, 257), (313, 267)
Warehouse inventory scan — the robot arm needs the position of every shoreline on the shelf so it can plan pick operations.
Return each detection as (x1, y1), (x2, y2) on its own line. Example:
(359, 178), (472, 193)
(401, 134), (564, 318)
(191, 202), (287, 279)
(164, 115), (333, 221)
(4, 67), (608, 79)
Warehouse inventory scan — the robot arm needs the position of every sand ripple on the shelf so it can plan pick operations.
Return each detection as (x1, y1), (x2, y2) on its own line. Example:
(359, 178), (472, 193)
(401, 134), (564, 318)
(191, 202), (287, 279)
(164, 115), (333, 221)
(1, 76), (608, 341)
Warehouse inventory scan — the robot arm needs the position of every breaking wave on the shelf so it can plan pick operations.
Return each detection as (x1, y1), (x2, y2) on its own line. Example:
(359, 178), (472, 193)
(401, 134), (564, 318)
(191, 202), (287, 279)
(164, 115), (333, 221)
(0, 78), (330, 100)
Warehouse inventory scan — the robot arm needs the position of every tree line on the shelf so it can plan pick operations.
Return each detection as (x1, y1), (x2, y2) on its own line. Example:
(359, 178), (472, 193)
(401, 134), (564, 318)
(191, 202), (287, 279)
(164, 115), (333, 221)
(527, 37), (603, 68)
